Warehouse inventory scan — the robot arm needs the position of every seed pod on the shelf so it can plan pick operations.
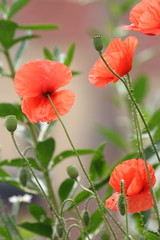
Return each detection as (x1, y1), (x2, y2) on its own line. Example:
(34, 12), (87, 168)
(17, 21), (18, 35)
(93, 35), (103, 52)
(67, 165), (79, 180)
(100, 230), (110, 240)
(19, 168), (28, 187)
(82, 210), (90, 228)
(5, 115), (17, 133)
(56, 217), (65, 238)
(118, 193), (126, 216)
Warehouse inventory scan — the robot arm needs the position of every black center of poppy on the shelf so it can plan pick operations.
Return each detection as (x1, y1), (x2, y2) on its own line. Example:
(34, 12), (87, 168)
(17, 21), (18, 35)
(43, 92), (52, 97)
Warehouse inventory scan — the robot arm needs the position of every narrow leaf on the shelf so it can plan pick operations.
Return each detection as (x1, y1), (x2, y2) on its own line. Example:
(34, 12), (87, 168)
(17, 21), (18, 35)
(18, 24), (59, 30)
(133, 74), (149, 103)
(87, 209), (103, 233)
(11, 34), (39, 47)
(43, 48), (53, 60)
(0, 20), (17, 49)
(63, 43), (75, 66)
(58, 178), (77, 203)
(8, 0), (31, 19)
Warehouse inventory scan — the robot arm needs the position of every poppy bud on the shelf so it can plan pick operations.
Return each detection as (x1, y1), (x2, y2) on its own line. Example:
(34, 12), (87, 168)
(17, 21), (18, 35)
(56, 217), (65, 238)
(82, 210), (90, 228)
(118, 193), (126, 216)
(5, 115), (17, 133)
(19, 168), (28, 187)
(100, 230), (110, 240)
(67, 165), (79, 180)
(93, 35), (103, 52)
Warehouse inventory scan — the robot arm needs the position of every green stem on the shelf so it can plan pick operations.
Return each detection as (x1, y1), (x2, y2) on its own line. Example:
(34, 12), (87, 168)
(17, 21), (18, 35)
(4, 49), (15, 78)
(65, 224), (84, 240)
(27, 121), (38, 146)
(99, 52), (160, 231)
(47, 94), (119, 240)
(99, 51), (160, 165)
(122, 180), (129, 239)
(11, 132), (67, 236)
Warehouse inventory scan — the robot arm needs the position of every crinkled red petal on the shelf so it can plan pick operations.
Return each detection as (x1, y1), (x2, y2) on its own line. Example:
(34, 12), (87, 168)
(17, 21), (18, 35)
(22, 89), (75, 123)
(106, 191), (154, 213)
(14, 60), (72, 98)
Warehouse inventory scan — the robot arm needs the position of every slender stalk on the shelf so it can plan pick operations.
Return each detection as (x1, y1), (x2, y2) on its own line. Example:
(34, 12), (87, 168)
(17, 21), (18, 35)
(11, 132), (67, 236)
(27, 121), (38, 145)
(121, 180), (129, 239)
(3, 49), (15, 78)
(98, 52), (160, 230)
(99, 51), (160, 165)
(47, 94), (119, 240)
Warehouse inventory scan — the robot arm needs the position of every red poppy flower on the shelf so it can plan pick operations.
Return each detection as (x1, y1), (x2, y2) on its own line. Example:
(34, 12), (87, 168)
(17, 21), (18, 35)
(122, 0), (160, 35)
(88, 37), (138, 87)
(106, 159), (156, 213)
(14, 60), (75, 123)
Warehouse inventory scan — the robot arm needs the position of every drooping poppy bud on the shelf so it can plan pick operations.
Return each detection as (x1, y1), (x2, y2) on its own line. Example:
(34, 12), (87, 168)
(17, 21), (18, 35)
(56, 217), (65, 238)
(5, 115), (17, 133)
(19, 168), (28, 187)
(82, 210), (90, 228)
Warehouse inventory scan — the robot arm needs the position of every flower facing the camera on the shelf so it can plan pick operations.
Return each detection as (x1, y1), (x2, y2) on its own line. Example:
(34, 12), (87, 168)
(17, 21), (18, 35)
(88, 36), (138, 87)
(106, 159), (156, 213)
(14, 60), (75, 123)
(122, 0), (160, 35)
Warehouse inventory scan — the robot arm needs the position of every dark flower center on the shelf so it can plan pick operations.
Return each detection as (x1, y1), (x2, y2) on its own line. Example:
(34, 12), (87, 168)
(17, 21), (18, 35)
(43, 92), (52, 97)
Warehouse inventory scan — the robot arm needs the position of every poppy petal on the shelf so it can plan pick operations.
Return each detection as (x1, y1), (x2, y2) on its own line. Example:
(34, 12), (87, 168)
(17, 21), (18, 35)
(106, 191), (154, 213)
(22, 89), (75, 123)
(14, 60), (72, 98)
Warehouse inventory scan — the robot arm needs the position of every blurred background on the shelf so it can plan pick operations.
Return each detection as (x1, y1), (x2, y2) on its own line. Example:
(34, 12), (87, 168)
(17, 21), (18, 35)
(0, 1), (160, 238)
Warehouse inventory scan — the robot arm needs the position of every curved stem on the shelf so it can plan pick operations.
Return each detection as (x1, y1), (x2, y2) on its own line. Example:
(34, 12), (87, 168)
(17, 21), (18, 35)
(4, 49), (15, 79)
(99, 51), (160, 164)
(47, 94), (119, 240)
(11, 132), (67, 236)
(98, 52), (160, 231)
(65, 224), (84, 240)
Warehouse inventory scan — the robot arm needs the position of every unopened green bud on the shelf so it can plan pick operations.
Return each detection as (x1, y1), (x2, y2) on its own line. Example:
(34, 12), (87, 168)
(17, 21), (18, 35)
(82, 210), (90, 228)
(100, 230), (110, 240)
(5, 115), (17, 133)
(19, 168), (28, 187)
(118, 193), (126, 216)
(56, 217), (65, 238)
(93, 34), (103, 52)
(67, 165), (79, 180)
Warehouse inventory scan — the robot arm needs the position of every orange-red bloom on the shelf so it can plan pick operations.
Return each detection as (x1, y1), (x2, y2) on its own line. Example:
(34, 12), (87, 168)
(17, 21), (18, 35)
(122, 0), (160, 35)
(88, 37), (138, 87)
(106, 159), (156, 213)
(14, 60), (75, 123)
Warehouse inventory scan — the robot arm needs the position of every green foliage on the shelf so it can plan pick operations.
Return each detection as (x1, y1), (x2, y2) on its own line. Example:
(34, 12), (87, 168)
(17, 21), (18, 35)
(18, 23), (59, 30)
(28, 205), (47, 222)
(7, 0), (31, 19)
(58, 178), (77, 203)
(63, 43), (75, 67)
(0, 103), (24, 121)
(133, 74), (149, 103)
(0, 20), (17, 49)
(141, 230), (160, 240)
(36, 138), (55, 169)
(19, 222), (52, 238)
(87, 209), (103, 234)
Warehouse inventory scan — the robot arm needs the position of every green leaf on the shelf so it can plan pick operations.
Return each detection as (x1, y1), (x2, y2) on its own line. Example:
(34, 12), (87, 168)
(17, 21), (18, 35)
(18, 24), (59, 30)
(43, 48), (53, 60)
(133, 74), (149, 103)
(53, 149), (95, 167)
(89, 142), (107, 181)
(8, 0), (31, 19)
(143, 230), (159, 240)
(0, 226), (8, 237)
(63, 43), (75, 66)
(36, 138), (55, 168)
(0, 103), (24, 121)
(87, 209), (103, 233)
(0, 158), (40, 170)
(72, 70), (81, 76)
(96, 124), (127, 150)
(11, 34), (39, 47)
(73, 191), (91, 207)
(0, 20), (17, 49)
(28, 205), (47, 222)
(19, 222), (52, 238)
(58, 178), (77, 203)
(133, 212), (144, 233)
(53, 46), (60, 61)
(148, 109), (160, 130)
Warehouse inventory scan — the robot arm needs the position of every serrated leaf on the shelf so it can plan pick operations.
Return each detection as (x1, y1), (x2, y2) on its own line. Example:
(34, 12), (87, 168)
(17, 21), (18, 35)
(96, 125), (127, 150)
(53, 149), (95, 167)
(19, 222), (52, 238)
(8, 0), (31, 19)
(63, 43), (75, 66)
(0, 103), (24, 121)
(43, 48), (53, 60)
(36, 138), (55, 169)
(58, 178), (77, 203)
(0, 20), (17, 49)
(133, 74), (149, 103)
(28, 204), (47, 222)
(18, 24), (59, 30)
